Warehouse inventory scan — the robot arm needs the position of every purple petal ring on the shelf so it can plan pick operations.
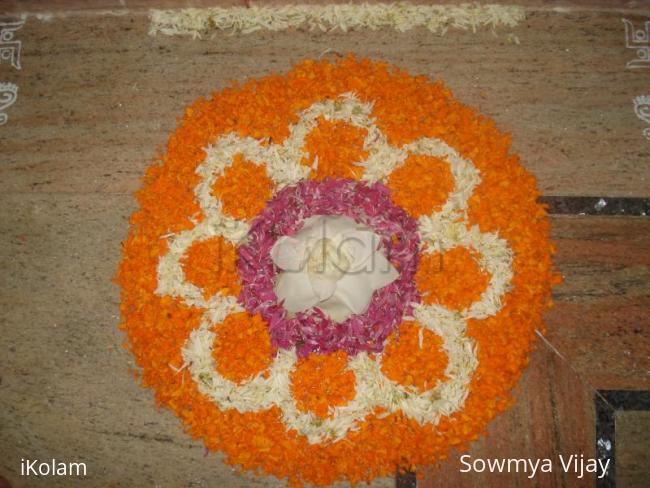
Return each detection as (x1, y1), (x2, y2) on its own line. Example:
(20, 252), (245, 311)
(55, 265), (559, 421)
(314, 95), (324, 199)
(237, 178), (420, 356)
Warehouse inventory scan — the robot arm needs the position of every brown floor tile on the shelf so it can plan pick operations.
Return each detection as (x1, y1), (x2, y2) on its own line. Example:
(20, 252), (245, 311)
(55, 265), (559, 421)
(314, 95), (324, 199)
(422, 344), (598, 487)
(616, 410), (650, 488)
(546, 216), (650, 390)
(1, 1), (645, 14)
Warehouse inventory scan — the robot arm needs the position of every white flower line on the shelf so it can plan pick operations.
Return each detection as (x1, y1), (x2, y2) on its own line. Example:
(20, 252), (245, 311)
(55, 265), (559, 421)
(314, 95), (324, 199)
(149, 4), (526, 38)
(155, 93), (513, 443)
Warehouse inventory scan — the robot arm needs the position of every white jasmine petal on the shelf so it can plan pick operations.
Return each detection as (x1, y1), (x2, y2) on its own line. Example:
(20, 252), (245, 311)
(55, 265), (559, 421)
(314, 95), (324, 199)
(275, 271), (319, 313)
(271, 236), (307, 271)
(332, 272), (378, 315)
(340, 230), (379, 272)
(309, 274), (338, 301)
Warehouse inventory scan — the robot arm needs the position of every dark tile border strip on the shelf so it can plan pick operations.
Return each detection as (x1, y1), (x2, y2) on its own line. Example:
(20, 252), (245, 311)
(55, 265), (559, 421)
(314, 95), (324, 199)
(396, 468), (417, 488)
(595, 390), (650, 488)
(538, 197), (650, 216)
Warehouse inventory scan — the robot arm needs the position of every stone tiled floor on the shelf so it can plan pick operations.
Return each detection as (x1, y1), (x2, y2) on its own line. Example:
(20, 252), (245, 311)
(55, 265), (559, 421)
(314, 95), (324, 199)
(616, 411), (650, 488)
(1, 2), (649, 487)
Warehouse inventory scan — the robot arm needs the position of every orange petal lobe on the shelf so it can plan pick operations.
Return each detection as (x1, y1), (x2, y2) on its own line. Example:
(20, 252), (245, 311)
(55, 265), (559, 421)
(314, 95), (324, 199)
(302, 117), (368, 180)
(181, 237), (241, 299)
(415, 246), (490, 310)
(212, 312), (274, 384)
(212, 155), (272, 220)
(388, 154), (454, 217)
(290, 352), (356, 419)
(381, 321), (448, 393)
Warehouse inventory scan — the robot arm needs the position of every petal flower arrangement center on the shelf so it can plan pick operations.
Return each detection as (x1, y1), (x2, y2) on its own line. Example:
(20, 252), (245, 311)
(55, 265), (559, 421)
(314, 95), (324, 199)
(271, 214), (399, 323)
(238, 179), (420, 356)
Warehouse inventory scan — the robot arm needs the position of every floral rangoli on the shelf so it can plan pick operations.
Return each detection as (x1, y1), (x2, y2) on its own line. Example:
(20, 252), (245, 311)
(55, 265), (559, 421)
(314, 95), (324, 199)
(118, 56), (559, 486)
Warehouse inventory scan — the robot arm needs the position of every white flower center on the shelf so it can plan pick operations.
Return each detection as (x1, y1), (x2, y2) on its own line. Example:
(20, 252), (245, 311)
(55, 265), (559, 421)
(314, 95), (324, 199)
(270, 215), (399, 322)
(307, 238), (351, 281)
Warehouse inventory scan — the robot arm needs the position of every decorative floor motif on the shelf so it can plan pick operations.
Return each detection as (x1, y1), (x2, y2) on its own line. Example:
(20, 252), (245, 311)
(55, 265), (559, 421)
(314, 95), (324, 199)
(633, 95), (650, 140)
(0, 82), (18, 125)
(118, 56), (558, 486)
(0, 20), (24, 70)
(623, 19), (650, 70)
(0, 19), (23, 126)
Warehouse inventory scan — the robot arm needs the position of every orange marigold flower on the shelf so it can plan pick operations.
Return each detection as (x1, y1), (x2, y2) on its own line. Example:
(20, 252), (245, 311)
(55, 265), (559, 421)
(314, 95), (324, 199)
(416, 246), (490, 310)
(302, 116), (368, 180)
(181, 236), (241, 299)
(212, 154), (272, 220)
(381, 322), (448, 393)
(212, 312), (274, 384)
(387, 154), (454, 217)
(290, 351), (356, 418)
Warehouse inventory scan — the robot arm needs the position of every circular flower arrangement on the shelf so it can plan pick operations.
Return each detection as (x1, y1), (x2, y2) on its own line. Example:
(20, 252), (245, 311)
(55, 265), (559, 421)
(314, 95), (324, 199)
(118, 56), (559, 486)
